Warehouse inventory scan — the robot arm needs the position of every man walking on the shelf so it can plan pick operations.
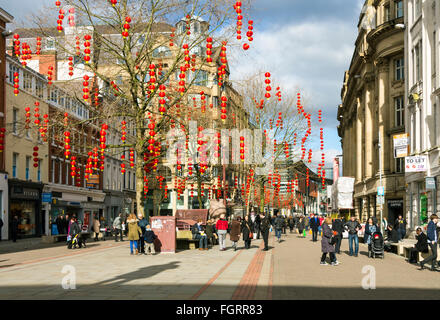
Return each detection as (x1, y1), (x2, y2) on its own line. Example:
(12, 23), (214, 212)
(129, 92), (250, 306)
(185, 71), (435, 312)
(260, 212), (271, 251)
(113, 213), (123, 242)
(274, 213), (284, 243)
(138, 214), (148, 254)
(310, 213), (320, 242)
(344, 215), (361, 257)
(394, 214), (407, 241)
(332, 215), (344, 254)
(420, 214), (438, 271)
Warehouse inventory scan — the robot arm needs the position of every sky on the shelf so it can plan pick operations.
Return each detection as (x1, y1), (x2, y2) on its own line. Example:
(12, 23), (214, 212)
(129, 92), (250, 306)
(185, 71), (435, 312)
(1, 0), (365, 169)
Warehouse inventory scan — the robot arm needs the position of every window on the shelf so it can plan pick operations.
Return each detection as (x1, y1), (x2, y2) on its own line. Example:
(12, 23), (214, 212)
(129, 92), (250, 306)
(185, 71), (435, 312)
(384, 4), (390, 22)
(35, 80), (44, 98)
(395, 57), (404, 80)
(12, 153), (18, 178)
(433, 31), (437, 77)
(212, 96), (219, 108)
(58, 93), (65, 108)
(152, 46), (172, 58)
(50, 88), (58, 103)
(433, 103), (438, 147)
(23, 72), (32, 91)
(128, 172), (131, 190)
(414, 43), (422, 83)
(51, 159), (55, 182)
(8, 64), (19, 84)
(395, 0), (403, 18)
(45, 38), (55, 50)
(395, 158), (404, 173)
(26, 156), (31, 180)
(12, 108), (18, 134)
(193, 70), (209, 86)
(395, 96), (404, 127)
(415, 0), (421, 19)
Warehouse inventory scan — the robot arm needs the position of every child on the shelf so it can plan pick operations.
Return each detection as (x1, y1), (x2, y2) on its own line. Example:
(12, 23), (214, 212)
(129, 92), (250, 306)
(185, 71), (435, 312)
(144, 225), (157, 255)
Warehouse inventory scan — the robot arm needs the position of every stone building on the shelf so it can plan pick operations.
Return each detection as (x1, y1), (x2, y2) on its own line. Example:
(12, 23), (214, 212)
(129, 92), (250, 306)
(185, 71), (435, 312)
(338, 0), (406, 222)
(404, 0), (440, 227)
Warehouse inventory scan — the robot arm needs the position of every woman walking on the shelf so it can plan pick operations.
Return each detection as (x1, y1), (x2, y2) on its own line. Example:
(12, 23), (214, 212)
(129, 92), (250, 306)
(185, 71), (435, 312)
(364, 217), (378, 256)
(216, 214), (229, 251)
(298, 216), (305, 238)
(320, 217), (339, 266)
(127, 213), (142, 255)
(229, 217), (241, 251)
(242, 215), (253, 249)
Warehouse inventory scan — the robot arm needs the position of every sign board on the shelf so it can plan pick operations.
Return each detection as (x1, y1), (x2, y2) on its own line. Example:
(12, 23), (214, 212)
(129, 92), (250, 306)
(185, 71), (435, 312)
(426, 177), (436, 190)
(86, 174), (100, 189)
(377, 186), (385, 196)
(42, 192), (52, 203)
(377, 195), (385, 205)
(393, 133), (409, 158)
(405, 155), (428, 172)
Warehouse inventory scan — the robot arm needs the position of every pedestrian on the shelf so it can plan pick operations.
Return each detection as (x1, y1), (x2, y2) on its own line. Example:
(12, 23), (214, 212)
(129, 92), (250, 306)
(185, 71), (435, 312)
(255, 213), (261, 239)
(344, 215), (361, 257)
(274, 213), (284, 243)
(11, 215), (19, 242)
(242, 215), (253, 249)
(419, 214), (439, 271)
(288, 215), (294, 233)
(260, 212), (271, 251)
(205, 219), (217, 247)
(215, 213), (229, 251)
(0, 215), (3, 241)
(332, 215), (344, 254)
(318, 215), (324, 236)
(320, 217), (339, 266)
(364, 217), (378, 255)
(56, 214), (64, 236)
(127, 213), (141, 255)
(191, 219), (208, 251)
(144, 224), (157, 255)
(113, 213), (123, 242)
(282, 214), (287, 234)
(92, 214), (100, 241)
(298, 216), (305, 237)
(310, 213), (320, 242)
(229, 217), (241, 251)
(137, 214), (148, 254)
(408, 227), (428, 264)
(384, 224), (399, 252)
(394, 214), (407, 241)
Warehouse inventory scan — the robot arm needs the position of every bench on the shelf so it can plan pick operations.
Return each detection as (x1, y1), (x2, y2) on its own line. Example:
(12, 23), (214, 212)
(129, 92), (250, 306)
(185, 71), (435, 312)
(176, 230), (199, 250)
(41, 234), (68, 244)
(403, 245), (433, 262)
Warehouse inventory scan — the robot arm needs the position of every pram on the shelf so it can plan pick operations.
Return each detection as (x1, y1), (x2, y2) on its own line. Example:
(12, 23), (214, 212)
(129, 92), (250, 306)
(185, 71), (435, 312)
(67, 233), (86, 249)
(368, 231), (384, 259)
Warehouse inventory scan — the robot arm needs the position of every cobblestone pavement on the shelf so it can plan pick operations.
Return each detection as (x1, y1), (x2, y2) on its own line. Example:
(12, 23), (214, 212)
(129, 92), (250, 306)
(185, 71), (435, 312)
(0, 231), (439, 300)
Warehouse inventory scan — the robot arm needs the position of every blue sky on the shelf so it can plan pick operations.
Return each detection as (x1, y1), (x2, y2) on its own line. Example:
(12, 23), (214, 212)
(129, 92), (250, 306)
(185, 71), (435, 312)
(1, 0), (365, 166)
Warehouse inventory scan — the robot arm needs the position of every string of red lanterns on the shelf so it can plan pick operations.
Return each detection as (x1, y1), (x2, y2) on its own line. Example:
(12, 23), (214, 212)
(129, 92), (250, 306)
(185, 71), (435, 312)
(122, 16), (131, 38)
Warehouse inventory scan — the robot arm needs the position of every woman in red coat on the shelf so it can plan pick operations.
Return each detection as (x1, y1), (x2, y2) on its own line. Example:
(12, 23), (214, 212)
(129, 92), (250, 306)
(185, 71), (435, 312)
(215, 214), (229, 251)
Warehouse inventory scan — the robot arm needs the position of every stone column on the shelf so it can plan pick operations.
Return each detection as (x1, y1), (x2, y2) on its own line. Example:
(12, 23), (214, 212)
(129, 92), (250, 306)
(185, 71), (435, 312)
(365, 80), (373, 178)
(356, 97), (363, 182)
(377, 58), (390, 173)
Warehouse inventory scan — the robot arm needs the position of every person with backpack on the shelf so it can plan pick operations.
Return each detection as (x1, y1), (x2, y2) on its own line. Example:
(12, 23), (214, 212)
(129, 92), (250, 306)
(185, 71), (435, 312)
(215, 214), (229, 251)
(144, 224), (157, 255)
(274, 213), (284, 243)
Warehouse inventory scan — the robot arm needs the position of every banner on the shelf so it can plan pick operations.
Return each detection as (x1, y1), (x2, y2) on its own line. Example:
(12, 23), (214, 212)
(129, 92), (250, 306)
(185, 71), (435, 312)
(405, 155), (427, 172)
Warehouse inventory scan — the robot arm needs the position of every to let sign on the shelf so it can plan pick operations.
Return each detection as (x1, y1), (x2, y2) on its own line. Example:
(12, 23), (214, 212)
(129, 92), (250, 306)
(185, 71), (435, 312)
(405, 155), (428, 172)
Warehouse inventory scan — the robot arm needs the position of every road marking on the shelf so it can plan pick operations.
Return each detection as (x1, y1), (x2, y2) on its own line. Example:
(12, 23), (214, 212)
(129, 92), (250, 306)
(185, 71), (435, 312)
(190, 249), (243, 300)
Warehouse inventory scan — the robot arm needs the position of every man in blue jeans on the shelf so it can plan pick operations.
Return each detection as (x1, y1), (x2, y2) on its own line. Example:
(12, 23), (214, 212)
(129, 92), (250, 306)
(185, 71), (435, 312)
(191, 219), (208, 250)
(344, 216), (361, 257)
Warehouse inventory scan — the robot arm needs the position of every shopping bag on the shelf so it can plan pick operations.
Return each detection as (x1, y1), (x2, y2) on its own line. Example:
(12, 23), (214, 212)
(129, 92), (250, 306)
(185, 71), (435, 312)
(253, 233), (257, 240)
(303, 230), (306, 237)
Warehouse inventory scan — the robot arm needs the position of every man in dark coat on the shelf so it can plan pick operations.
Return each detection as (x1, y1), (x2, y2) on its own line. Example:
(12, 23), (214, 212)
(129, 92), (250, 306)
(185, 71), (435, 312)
(11, 215), (19, 242)
(55, 214), (64, 235)
(332, 216), (344, 254)
(394, 215), (407, 241)
(255, 214), (261, 239)
(0, 216), (3, 241)
(408, 227), (429, 264)
(137, 214), (148, 254)
(242, 216), (253, 249)
(420, 214), (438, 271)
(260, 213), (271, 251)
(310, 214), (320, 242)
(384, 224), (399, 252)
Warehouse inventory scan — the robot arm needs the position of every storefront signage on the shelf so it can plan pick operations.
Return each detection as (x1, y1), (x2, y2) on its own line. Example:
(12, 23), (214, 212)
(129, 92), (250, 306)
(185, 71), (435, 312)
(426, 177), (436, 190)
(393, 133), (409, 158)
(42, 193), (52, 203)
(405, 155), (428, 172)
(11, 187), (40, 200)
(86, 174), (100, 189)
(387, 199), (403, 208)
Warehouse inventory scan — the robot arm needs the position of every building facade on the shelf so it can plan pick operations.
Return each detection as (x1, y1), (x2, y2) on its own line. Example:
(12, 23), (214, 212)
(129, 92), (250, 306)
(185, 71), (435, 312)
(338, 0), (406, 223)
(404, 0), (440, 228)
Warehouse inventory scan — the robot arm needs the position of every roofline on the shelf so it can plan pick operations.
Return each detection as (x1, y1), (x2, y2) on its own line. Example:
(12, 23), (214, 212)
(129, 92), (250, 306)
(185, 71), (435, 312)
(0, 7), (14, 23)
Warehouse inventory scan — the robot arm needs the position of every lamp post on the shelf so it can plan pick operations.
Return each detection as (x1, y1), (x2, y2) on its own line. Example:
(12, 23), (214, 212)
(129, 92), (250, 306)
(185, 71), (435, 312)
(378, 132), (384, 234)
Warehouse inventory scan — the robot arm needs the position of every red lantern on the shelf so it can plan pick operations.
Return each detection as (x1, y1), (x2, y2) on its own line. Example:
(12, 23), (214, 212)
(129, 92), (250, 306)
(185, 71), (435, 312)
(83, 34), (91, 63)
(35, 37), (41, 55)
(240, 136), (245, 162)
(109, 0), (117, 6)
(243, 43), (249, 50)
(183, 43), (190, 69)
(265, 72), (271, 99)
(68, 7), (75, 27)
(13, 72), (19, 96)
(64, 130), (71, 159)
(122, 16), (131, 38)
(158, 84), (166, 115)
(129, 148), (135, 168)
(13, 34), (20, 57)
(247, 20), (254, 42)
(206, 37), (213, 63)
(55, 0), (61, 7)
(47, 66), (53, 85)
(169, 28), (175, 47)
(178, 65), (186, 95)
(68, 56), (74, 77)
(82, 75), (89, 101)
(220, 95), (227, 121)
(235, 1), (243, 39)
(0, 128), (5, 152)
(57, 8), (65, 33)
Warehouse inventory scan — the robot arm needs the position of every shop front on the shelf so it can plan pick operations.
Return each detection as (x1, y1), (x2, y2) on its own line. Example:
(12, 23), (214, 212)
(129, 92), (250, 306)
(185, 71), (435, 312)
(387, 199), (404, 224)
(8, 180), (43, 239)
